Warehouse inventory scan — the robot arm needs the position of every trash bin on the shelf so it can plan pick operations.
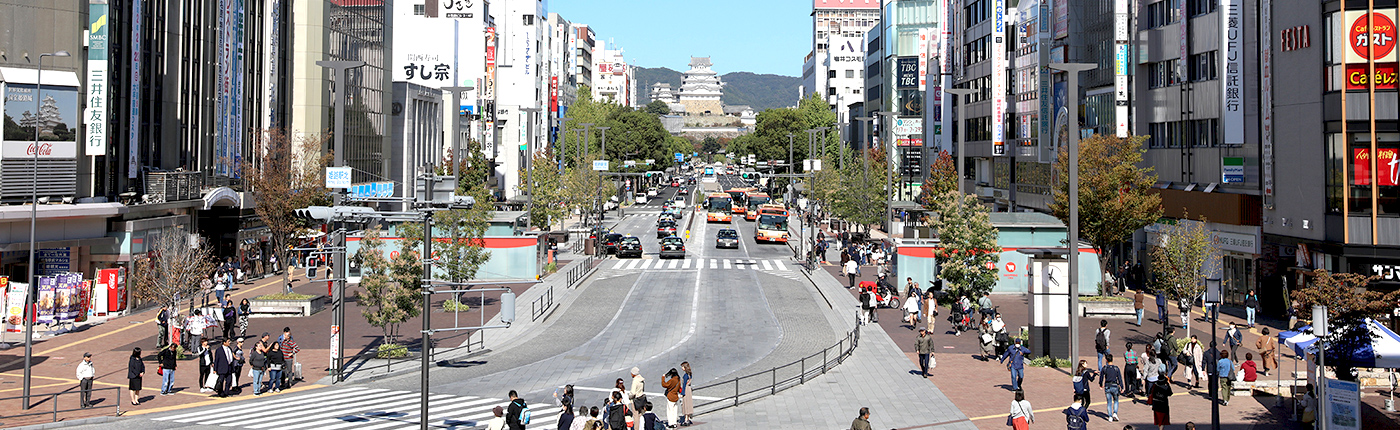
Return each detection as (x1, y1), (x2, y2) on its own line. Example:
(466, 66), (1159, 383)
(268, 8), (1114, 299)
(584, 239), (596, 256)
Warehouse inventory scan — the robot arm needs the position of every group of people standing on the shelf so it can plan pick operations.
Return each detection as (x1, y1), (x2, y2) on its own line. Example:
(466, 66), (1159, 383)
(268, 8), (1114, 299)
(542, 362), (696, 430)
(80, 327), (302, 407)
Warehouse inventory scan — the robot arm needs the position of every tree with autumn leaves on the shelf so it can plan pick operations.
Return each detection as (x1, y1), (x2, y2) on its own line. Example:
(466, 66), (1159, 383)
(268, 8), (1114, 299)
(1051, 135), (1162, 294)
(1291, 270), (1400, 380)
(244, 130), (332, 293)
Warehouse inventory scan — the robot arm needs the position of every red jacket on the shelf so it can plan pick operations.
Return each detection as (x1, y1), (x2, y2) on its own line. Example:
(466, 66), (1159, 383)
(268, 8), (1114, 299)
(1241, 360), (1258, 382)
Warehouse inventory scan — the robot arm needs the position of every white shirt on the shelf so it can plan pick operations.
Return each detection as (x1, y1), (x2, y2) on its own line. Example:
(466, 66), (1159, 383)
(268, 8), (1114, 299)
(484, 416), (506, 430)
(991, 318), (1006, 333)
(844, 260), (858, 275)
(77, 360), (95, 379)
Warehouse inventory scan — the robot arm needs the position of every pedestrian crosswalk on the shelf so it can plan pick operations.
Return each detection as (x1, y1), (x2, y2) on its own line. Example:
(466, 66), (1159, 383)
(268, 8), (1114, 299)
(151, 387), (563, 429)
(606, 258), (790, 272)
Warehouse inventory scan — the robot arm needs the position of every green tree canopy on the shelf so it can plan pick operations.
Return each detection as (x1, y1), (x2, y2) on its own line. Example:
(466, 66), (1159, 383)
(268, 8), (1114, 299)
(644, 100), (670, 115)
(926, 191), (1001, 298)
(1050, 134), (1162, 281)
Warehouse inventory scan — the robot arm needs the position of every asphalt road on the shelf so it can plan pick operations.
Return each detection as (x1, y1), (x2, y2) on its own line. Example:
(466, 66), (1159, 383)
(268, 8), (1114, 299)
(89, 172), (842, 430)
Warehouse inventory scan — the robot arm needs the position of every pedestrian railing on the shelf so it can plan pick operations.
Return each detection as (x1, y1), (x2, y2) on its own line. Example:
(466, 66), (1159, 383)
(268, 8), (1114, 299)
(690, 324), (861, 416)
(564, 255), (600, 289)
(0, 387), (121, 424)
(333, 327), (486, 383)
(530, 285), (555, 322)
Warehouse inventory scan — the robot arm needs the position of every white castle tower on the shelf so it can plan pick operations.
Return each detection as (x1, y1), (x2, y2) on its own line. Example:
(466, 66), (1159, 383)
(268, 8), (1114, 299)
(678, 57), (724, 115)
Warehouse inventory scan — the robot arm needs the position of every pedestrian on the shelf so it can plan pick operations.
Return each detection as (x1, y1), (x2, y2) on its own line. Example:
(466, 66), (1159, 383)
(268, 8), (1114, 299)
(991, 314), (1009, 357)
(1102, 354), (1123, 422)
(222, 300), (237, 341)
(1123, 343), (1140, 397)
(978, 321), (997, 361)
(850, 407), (873, 430)
(486, 405), (507, 430)
(1183, 335), (1204, 388)
(249, 337), (267, 395)
(214, 270), (228, 304)
(1063, 394), (1089, 430)
(232, 337), (246, 394)
(904, 277), (916, 298)
(1155, 291), (1167, 323)
(238, 299), (251, 338)
(641, 402), (660, 430)
(1288, 299), (1301, 329)
(1094, 319), (1111, 371)
(1001, 338), (1030, 391)
(1140, 350), (1161, 389)
(212, 337), (234, 397)
(128, 347), (145, 406)
(1256, 327), (1277, 376)
(629, 367), (647, 426)
(978, 293), (995, 324)
(916, 329), (934, 375)
(1007, 390), (1034, 430)
(1224, 322), (1243, 360)
(1177, 296), (1191, 332)
(1217, 350), (1234, 406)
(924, 290), (938, 333)
(266, 341), (284, 393)
(1244, 290), (1259, 327)
(158, 343), (177, 395)
(844, 258), (859, 288)
(1134, 290), (1145, 326)
(196, 338), (213, 393)
(606, 392), (627, 430)
(1159, 329), (1180, 384)
(569, 405), (590, 430)
(904, 288), (921, 329)
(556, 400), (574, 429)
(77, 352), (95, 408)
(1241, 353), (1259, 382)
(279, 327), (300, 389)
(156, 306), (171, 348)
(1072, 360), (1097, 406)
(1150, 379), (1172, 429)
(679, 362), (694, 426)
(506, 390), (528, 430)
(859, 287), (874, 325)
(662, 368), (681, 426)
(187, 310), (209, 355)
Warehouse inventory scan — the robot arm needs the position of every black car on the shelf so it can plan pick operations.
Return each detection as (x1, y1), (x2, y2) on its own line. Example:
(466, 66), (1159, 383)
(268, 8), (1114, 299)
(659, 237), (686, 259)
(616, 236), (643, 258)
(656, 220), (678, 238)
(715, 228), (740, 248)
(601, 233), (625, 255)
(677, 187), (689, 195)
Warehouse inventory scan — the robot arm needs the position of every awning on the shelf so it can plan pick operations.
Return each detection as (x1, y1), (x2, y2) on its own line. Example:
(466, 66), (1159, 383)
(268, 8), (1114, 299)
(0, 236), (118, 252)
(1280, 318), (1400, 368)
(0, 67), (82, 86)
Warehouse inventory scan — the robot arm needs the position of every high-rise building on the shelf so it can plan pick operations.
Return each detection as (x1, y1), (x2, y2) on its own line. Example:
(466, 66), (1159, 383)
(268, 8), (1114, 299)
(805, 0), (882, 138)
(592, 43), (632, 105)
(570, 24), (596, 89)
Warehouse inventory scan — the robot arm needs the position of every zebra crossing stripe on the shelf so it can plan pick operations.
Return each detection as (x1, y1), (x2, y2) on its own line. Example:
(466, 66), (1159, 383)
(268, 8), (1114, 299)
(682, 259), (692, 269)
(710, 259), (718, 269)
(774, 260), (788, 271)
(723, 259), (731, 269)
(624, 259), (642, 270)
(334, 397), (513, 430)
(191, 390), (417, 425)
(668, 259), (679, 269)
(761, 260), (773, 271)
(154, 387), (385, 423)
(373, 405), (562, 430)
(255, 393), (459, 430)
(611, 260), (627, 269)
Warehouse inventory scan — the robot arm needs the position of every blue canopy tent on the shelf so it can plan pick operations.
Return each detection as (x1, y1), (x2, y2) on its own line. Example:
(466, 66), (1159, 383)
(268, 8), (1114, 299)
(1278, 318), (1400, 369)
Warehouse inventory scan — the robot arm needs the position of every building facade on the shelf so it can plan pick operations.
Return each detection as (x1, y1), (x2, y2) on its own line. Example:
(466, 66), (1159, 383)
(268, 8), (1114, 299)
(678, 57), (724, 115)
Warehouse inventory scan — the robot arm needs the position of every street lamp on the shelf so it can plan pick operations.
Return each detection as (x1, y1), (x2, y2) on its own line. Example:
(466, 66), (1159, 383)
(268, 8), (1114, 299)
(1050, 62), (1095, 367)
(23, 49), (70, 409)
(874, 111), (896, 232)
(577, 122), (595, 161)
(595, 126), (612, 221)
(787, 133), (796, 176)
(315, 60), (367, 206)
(551, 117), (571, 172)
(521, 107), (542, 229)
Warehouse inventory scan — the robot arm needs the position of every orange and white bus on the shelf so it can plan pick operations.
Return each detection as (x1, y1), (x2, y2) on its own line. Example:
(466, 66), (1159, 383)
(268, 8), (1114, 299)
(743, 192), (772, 221)
(726, 187), (755, 215)
(754, 204), (790, 243)
(705, 193), (734, 223)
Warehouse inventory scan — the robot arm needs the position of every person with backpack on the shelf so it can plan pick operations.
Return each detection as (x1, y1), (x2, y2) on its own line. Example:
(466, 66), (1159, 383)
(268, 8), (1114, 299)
(606, 392), (627, 430)
(1102, 354), (1124, 422)
(641, 402), (661, 430)
(1150, 379), (1173, 429)
(1243, 290), (1259, 327)
(1158, 329), (1180, 384)
(1094, 319), (1112, 371)
(1072, 360), (1097, 406)
(1216, 350), (1235, 406)
(1063, 394), (1089, 430)
(506, 390), (529, 430)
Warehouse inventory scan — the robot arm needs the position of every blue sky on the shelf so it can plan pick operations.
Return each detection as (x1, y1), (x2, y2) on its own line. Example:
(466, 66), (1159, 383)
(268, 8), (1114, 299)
(548, 0), (811, 76)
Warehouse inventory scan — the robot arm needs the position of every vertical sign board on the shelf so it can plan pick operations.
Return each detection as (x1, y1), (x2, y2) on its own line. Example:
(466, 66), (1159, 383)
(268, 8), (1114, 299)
(1221, 0), (1245, 146)
(1325, 378), (1361, 430)
(1039, 0), (1052, 161)
(85, 2), (109, 156)
(1221, 156), (1245, 183)
(1114, 0), (1130, 137)
(917, 28), (930, 91)
(216, 0), (245, 178)
(4, 277), (22, 333)
(991, 0), (1007, 156)
(1179, 0), (1189, 90)
(1261, 0), (1273, 200)
(128, 0), (142, 178)
(266, 0), (280, 126)
(937, 0), (954, 153)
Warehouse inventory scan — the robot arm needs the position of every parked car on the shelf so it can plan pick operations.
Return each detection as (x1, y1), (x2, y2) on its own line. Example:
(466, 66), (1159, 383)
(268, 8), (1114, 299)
(601, 233), (625, 255)
(656, 220), (678, 238)
(659, 236), (686, 259)
(635, 195), (648, 204)
(616, 236), (643, 258)
(715, 228), (740, 249)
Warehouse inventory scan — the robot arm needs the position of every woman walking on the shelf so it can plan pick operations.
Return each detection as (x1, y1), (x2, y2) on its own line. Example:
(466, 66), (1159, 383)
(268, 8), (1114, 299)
(238, 299), (251, 338)
(979, 321), (997, 361)
(1150, 379), (1173, 429)
(1007, 390), (1034, 430)
(128, 347), (145, 405)
(1183, 335), (1205, 388)
(1072, 360), (1097, 406)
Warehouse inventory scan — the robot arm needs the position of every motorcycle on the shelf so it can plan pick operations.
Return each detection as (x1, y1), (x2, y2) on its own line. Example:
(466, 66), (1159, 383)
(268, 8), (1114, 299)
(858, 281), (901, 309)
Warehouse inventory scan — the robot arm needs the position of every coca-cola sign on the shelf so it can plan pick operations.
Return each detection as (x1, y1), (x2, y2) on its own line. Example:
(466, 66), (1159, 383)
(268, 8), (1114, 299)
(0, 141), (77, 159)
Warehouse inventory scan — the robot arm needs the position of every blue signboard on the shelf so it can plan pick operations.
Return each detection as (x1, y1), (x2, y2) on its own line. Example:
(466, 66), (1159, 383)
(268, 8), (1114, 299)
(349, 182), (395, 198)
(674, 152), (684, 162)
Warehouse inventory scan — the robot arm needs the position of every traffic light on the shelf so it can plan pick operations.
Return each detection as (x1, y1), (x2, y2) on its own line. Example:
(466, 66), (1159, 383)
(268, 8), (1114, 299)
(295, 206), (378, 222)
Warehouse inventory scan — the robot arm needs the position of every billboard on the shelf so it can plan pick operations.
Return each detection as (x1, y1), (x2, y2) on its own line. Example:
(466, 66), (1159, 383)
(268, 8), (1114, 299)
(1346, 63), (1399, 89)
(1053, 0), (1068, 39)
(216, 0), (245, 178)
(1353, 147), (1400, 186)
(991, 0), (1008, 156)
(484, 27), (497, 100)
(896, 57), (919, 89)
(86, 3), (109, 156)
(1343, 10), (1399, 64)
(3, 84), (80, 158)
(129, 0), (142, 178)
(1220, 0), (1244, 146)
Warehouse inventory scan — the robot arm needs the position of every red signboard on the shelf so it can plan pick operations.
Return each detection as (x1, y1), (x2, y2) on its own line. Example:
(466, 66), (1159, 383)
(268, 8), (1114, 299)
(1346, 62), (1399, 89)
(1350, 12), (1398, 61)
(1353, 147), (1400, 186)
(550, 76), (559, 113)
(897, 138), (924, 147)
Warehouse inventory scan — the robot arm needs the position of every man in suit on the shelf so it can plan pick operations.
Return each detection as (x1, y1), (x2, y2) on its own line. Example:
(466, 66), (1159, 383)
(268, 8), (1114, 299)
(212, 337), (235, 397)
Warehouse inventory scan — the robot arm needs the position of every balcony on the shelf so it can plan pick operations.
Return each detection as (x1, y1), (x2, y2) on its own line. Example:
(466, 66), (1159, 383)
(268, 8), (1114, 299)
(140, 171), (204, 204)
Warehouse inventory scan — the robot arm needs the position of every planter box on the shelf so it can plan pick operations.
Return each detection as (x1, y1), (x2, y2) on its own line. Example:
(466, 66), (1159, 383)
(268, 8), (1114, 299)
(248, 296), (327, 318)
(1078, 299), (1135, 318)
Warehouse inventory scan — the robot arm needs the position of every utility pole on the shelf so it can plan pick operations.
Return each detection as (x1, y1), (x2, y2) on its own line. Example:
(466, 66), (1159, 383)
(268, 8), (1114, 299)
(1050, 62), (1095, 365)
(875, 112), (895, 232)
(521, 107), (542, 229)
(787, 133), (796, 177)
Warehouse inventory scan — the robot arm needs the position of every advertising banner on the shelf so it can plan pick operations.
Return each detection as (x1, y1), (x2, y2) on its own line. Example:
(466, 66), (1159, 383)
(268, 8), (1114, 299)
(36, 276), (55, 325)
(1222, 157), (1245, 183)
(1325, 378), (1361, 430)
(992, 0), (1008, 156)
(36, 248), (71, 276)
(484, 27), (497, 100)
(99, 268), (126, 313)
(1053, 0), (1068, 39)
(894, 118), (924, 135)
(1, 277), (19, 333)
(86, 2), (109, 156)
(215, 0), (245, 178)
(1343, 10), (1399, 64)
(1262, 0), (1274, 198)
(1353, 148), (1400, 186)
(1220, 0), (1244, 146)
(1346, 63), (1399, 89)
(3, 84), (80, 156)
(918, 28), (931, 91)
(129, 0), (142, 178)
(896, 57), (919, 89)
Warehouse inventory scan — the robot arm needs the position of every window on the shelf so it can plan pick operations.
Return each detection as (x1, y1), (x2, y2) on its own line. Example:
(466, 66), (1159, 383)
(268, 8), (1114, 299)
(828, 70), (837, 79)
(828, 87), (838, 96)
(1189, 51), (1217, 81)
(522, 14), (534, 26)
(1146, 0), (1181, 29)
(1149, 59), (1182, 88)
(1188, 0), (1216, 17)
(413, 4), (424, 15)
(867, 62), (881, 77)
(846, 70), (855, 78)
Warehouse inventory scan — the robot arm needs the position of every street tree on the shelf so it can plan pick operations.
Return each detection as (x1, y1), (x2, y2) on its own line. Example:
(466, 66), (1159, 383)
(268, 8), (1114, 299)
(701, 136), (722, 154)
(925, 191), (1001, 298)
(130, 228), (217, 312)
(917, 150), (958, 207)
(644, 100), (670, 115)
(244, 129), (331, 293)
(1149, 217), (1219, 302)
(560, 85), (622, 168)
(1050, 134), (1162, 286)
(355, 227), (418, 347)
(520, 150), (569, 230)
(1291, 270), (1400, 380)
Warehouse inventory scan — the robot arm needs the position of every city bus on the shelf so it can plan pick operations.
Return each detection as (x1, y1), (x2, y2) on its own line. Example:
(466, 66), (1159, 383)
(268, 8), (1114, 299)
(705, 192), (734, 223)
(725, 187), (755, 215)
(743, 192), (772, 221)
(754, 204), (790, 243)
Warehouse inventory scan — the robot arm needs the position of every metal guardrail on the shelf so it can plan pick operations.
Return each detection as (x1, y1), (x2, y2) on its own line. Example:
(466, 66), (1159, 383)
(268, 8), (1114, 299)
(530, 285), (554, 322)
(690, 323), (861, 415)
(0, 386), (121, 423)
(564, 255), (600, 288)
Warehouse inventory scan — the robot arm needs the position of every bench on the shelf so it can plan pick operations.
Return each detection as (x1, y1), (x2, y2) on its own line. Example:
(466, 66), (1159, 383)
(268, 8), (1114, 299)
(1230, 378), (1309, 397)
(1079, 302), (1136, 318)
(249, 306), (305, 317)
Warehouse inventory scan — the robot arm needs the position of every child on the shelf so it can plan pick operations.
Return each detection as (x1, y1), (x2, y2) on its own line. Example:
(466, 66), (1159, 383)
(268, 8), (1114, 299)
(642, 402), (661, 430)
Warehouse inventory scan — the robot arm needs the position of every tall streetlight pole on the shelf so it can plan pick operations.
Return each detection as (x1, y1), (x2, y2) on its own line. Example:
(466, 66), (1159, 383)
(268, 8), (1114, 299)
(854, 116), (874, 176)
(521, 107), (542, 229)
(578, 122), (595, 161)
(874, 111), (895, 231)
(595, 126), (611, 220)
(551, 117), (571, 172)
(1050, 62), (1095, 365)
(23, 50), (70, 410)
(787, 133), (796, 176)
(440, 86), (475, 179)
(316, 60), (366, 206)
